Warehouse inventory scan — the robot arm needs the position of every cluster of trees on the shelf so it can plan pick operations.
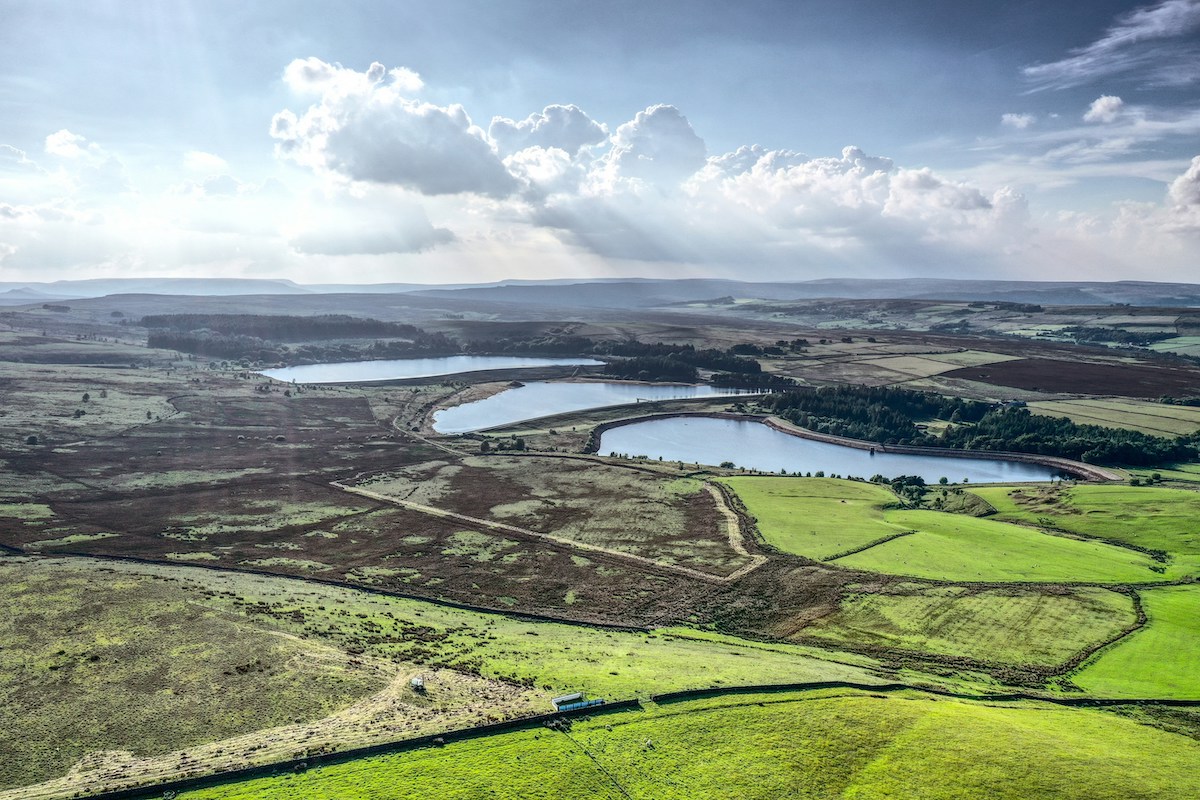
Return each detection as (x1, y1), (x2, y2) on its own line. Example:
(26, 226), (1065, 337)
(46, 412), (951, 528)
(766, 385), (1197, 466)
(144, 314), (457, 364)
(937, 407), (1196, 466)
(1058, 326), (1175, 347)
(141, 313), (429, 340)
(710, 371), (798, 389)
(1161, 396), (1200, 407)
(468, 333), (770, 384)
(604, 357), (698, 382)
(766, 386), (990, 444)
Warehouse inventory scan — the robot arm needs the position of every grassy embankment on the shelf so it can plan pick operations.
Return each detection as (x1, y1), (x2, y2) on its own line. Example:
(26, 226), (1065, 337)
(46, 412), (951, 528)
(180, 691), (1200, 800)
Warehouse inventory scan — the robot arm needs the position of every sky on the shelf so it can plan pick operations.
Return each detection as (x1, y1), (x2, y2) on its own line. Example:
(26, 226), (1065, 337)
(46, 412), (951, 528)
(2, 0), (1200, 285)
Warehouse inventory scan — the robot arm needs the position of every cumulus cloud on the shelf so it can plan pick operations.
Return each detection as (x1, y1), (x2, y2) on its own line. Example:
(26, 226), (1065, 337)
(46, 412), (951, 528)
(271, 57), (515, 197)
(1001, 113), (1036, 129)
(1168, 155), (1200, 206)
(489, 104), (608, 157)
(1084, 95), (1125, 123)
(1024, 0), (1200, 90)
(598, 104), (706, 187)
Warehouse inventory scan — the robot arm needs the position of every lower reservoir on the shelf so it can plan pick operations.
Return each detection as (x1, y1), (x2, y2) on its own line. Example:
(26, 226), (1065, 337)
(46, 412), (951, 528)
(433, 382), (758, 433)
(598, 416), (1060, 484)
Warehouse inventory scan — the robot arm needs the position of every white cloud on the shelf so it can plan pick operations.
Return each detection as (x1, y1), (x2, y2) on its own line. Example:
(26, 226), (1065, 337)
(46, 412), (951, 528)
(271, 57), (514, 197)
(1084, 95), (1125, 123)
(44, 129), (89, 158)
(1001, 113), (1036, 129)
(38, 129), (132, 195)
(1024, 0), (1200, 90)
(489, 104), (608, 157)
(183, 150), (229, 173)
(1168, 155), (1200, 206)
(597, 104), (706, 187)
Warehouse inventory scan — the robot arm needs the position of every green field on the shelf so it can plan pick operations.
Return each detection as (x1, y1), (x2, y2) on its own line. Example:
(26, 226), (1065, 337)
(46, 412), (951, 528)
(1128, 462), (1200, 484)
(832, 510), (1170, 583)
(181, 691), (1200, 800)
(972, 485), (1200, 565)
(799, 585), (1135, 667)
(719, 477), (908, 559)
(1150, 335), (1200, 357)
(1026, 398), (1200, 436)
(1073, 586), (1200, 699)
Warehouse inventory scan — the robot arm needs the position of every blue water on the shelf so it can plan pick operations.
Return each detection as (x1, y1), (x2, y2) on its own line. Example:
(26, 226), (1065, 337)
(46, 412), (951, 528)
(432, 381), (759, 433)
(261, 355), (603, 384)
(599, 417), (1060, 484)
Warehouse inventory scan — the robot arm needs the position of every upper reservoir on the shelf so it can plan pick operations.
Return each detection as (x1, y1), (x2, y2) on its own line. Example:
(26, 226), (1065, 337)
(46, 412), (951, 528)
(598, 416), (1060, 484)
(433, 381), (758, 433)
(261, 355), (603, 384)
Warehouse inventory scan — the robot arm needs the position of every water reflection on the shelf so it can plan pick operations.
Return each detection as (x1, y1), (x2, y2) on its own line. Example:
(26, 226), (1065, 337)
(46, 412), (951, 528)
(599, 416), (1059, 484)
(433, 382), (758, 433)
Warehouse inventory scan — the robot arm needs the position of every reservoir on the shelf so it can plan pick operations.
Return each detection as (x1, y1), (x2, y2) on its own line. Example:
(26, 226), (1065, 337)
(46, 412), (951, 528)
(598, 417), (1060, 484)
(433, 381), (758, 433)
(261, 355), (603, 384)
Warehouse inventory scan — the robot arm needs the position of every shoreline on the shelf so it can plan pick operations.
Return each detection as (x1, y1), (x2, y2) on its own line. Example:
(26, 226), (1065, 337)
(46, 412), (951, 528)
(587, 411), (1121, 482)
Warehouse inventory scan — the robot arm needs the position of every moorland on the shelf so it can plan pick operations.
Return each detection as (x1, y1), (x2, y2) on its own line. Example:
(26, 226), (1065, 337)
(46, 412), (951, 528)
(3, 278), (1200, 799)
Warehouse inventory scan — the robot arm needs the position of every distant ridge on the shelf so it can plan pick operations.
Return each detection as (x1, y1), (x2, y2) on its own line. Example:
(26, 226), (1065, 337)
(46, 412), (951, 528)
(0, 276), (1197, 307)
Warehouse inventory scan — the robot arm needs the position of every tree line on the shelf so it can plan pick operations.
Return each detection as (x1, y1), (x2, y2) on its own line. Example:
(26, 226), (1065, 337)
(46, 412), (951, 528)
(140, 313), (427, 340)
(766, 385), (1197, 466)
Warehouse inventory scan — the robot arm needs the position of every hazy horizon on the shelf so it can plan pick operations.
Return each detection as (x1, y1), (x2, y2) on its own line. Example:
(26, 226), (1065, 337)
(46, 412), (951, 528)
(3, 1), (1200, 285)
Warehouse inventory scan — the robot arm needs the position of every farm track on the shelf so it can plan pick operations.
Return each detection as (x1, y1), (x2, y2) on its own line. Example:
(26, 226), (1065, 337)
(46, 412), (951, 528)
(330, 481), (764, 585)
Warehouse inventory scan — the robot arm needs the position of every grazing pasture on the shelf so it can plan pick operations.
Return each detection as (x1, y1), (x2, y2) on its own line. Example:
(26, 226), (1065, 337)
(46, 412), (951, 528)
(797, 585), (1136, 668)
(718, 477), (907, 560)
(972, 484), (1200, 569)
(178, 691), (1200, 800)
(832, 510), (1170, 583)
(1073, 586), (1200, 699)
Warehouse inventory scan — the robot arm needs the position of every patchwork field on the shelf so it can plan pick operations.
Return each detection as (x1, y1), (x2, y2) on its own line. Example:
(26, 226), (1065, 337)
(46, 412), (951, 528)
(719, 477), (907, 560)
(833, 510), (1171, 583)
(851, 351), (1020, 380)
(1027, 398), (1200, 436)
(178, 692), (1200, 800)
(1073, 586), (1200, 699)
(724, 477), (1180, 583)
(796, 585), (1136, 668)
(5, 304), (1200, 800)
